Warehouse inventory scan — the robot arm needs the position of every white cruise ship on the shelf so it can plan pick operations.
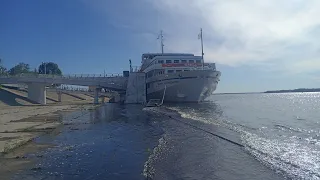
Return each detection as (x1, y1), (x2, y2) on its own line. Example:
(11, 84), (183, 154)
(138, 29), (221, 103)
(139, 53), (221, 103)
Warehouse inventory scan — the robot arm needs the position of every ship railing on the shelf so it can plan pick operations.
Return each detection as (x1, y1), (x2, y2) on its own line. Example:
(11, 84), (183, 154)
(203, 63), (216, 70)
(132, 66), (140, 72)
(130, 66), (141, 72)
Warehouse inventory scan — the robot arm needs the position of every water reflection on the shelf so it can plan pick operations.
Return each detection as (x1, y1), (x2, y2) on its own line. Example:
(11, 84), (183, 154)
(12, 104), (163, 180)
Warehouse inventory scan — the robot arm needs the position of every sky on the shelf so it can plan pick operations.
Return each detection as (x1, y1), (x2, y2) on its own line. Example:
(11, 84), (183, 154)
(1, 0), (320, 93)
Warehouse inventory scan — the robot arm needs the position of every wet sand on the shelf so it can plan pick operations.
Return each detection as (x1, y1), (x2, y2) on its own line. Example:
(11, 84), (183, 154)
(0, 86), (101, 154)
(0, 141), (56, 179)
(3, 104), (162, 180)
(0, 105), (80, 153)
(0, 104), (99, 179)
(0, 85), (102, 179)
(0, 85), (113, 179)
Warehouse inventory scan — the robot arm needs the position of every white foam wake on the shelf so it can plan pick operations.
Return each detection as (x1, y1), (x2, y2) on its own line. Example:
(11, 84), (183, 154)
(166, 106), (320, 180)
(143, 135), (170, 179)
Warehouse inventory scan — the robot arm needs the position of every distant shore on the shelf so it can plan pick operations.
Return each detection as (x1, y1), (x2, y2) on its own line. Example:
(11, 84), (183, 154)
(264, 88), (320, 93)
(214, 88), (320, 95)
(214, 92), (262, 95)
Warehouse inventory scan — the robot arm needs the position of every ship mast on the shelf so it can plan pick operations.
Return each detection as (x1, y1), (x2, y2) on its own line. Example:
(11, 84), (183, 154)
(158, 30), (164, 54)
(199, 28), (204, 69)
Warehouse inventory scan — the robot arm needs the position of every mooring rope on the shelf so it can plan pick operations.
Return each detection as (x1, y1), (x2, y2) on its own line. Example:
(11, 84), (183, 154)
(148, 108), (244, 147)
(167, 115), (244, 147)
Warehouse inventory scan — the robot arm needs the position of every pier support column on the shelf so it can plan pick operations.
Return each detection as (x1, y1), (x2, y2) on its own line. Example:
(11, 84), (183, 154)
(27, 83), (46, 105)
(94, 88), (99, 104)
(57, 91), (62, 102)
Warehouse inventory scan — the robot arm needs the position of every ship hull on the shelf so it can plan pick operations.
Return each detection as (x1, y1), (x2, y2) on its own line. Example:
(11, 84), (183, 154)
(146, 70), (221, 103)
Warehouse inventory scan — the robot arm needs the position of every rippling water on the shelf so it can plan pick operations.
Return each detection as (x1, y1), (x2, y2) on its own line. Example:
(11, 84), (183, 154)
(157, 92), (320, 180)
(11, 93), (320, 180)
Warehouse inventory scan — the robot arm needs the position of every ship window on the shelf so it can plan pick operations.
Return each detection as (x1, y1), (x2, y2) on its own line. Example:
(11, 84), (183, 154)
(181, 60), (187, 63)
(144, 55), (153, 60)
(166, 60), (172, 63)
(189, 60), (195, 63)
(168, 70), (174, 73)
(157, 70), (164, 75)
(184, 69), (190, 71)
(147, 83), (150, 89)
(158, 60), (164, 64)
(196, 60), (201, 63)
(176, 70), (182, 72)
(174, 60), (180, 63)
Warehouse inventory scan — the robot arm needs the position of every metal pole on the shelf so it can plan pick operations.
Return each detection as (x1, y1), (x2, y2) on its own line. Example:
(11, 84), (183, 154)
(44, 62), (46, 74)
(161, 30), (164, 54)
(200, 28), (204, 70)
(129, 59), (132, 72)
(158, 30), (164, 54)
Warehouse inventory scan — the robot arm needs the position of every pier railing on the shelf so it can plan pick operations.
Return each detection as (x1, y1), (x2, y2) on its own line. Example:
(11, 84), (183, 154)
(0, 73), (123, 78)
(0, 72), (128, 91)
(46, 87), (115, 94)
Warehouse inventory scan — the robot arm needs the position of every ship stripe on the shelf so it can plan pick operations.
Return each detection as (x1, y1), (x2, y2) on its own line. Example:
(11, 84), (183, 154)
(148, 76), (196, 84)
(147, 76), (217, 84)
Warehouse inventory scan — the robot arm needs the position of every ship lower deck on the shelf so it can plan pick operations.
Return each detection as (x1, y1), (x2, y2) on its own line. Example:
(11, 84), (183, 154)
(146, 70), (220, 103)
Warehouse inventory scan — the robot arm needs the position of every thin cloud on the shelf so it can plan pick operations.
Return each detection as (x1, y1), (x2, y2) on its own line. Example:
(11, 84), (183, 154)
(85, 0), (320, 75)
(145, 0), (320, 74)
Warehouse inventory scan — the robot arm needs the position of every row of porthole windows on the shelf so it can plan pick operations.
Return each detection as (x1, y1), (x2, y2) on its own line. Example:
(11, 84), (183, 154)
(167, 69), (189, 73)
(148, 69), (190, 78)
(157, 60), (201, 64)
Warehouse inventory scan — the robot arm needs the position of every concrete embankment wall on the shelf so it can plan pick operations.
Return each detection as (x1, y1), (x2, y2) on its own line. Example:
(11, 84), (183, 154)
(0, 87), (36, 106)
(125, 72), (146, 104)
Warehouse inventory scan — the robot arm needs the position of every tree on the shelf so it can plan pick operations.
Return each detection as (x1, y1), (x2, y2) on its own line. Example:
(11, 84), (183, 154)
(8, 63), (31, 75)
(0, 58), (7, 75)
(38, 62), (62, 75)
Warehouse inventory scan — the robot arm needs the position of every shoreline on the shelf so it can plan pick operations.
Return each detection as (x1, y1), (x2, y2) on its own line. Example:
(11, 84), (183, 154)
(0, 104), (96, 154)
(7, 103), (164, 179)
(0, 102), (100, 178)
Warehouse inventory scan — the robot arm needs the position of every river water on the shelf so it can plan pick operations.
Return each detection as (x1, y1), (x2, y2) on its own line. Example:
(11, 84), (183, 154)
(11, 93), (320, 180)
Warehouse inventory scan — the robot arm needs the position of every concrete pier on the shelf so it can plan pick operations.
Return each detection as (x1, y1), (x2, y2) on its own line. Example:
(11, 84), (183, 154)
(125, 72), (146, 104)
(27, 83), (46, 105)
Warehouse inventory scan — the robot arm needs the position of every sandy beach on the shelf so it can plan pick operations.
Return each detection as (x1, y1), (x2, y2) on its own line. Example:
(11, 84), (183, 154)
(0, 86), (103, 179)
(0, 105), (80, 153)
(0, 86), (99, 153)
(0, 104), (99, 179)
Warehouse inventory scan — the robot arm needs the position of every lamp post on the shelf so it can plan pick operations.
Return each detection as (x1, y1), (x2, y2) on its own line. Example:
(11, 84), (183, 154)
(44, 62), (46, 74)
